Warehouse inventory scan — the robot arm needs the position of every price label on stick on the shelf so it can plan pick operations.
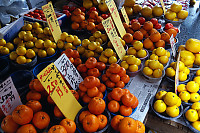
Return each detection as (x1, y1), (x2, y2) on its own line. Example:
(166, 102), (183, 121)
(121, 6), (130, 24)
(160, 0), (166, 14)
(102, 17), (126, 60)
(105, 0), (126, 37)
(0, 77), (22, 116)
(42, 2), (62, 42)
(175, 51), (181, 94)
(170, 34), (176, 58)
(54, 53), (83, 90)
(37, 63), (82, 120)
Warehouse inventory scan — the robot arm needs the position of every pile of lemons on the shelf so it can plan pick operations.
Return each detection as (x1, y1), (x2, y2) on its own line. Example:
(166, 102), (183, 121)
(120, 55), (141, 72)
(150, 47), (170, 65)
(127, 41), (147, 59)
(185, 102), (200, 131)
(178, 81), (200, 103)
(143, 59), (164, 78)
(0, 39), (14, 55)
(165, 61), (190, 81)
(165, 3), (188, 21)
(154, 91), (181, 117)
(77, 31), (107, 58)
(99, 48), (118, 64)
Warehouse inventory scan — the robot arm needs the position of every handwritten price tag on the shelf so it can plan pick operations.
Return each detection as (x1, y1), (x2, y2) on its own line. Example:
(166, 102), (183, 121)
(170, 34), (176, 58)
(54, 54), (83, 90)
(102, 17), (126, 60)
(37, 63), (82, 120)
(42, 2), (62, 42)
(175, 51), (181, 94)
(105, 0), (126, 37)
(0, 77), (22, 116)
(121, 6), (130, 24)
(160, 0), (166, 14)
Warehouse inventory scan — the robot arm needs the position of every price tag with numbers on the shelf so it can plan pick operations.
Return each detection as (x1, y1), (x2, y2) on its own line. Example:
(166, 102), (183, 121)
(121, 6), (130, 24)
(0, 77), (22, 116)
(37, 63), (82, 120)
(102, 17), (126, 60)
(105, 0), (126, 37)
(54, 54), (83, 90)
(170, 34), (176, 58)
(175, 51), (181, 94)
(160, 0), (166, 14)
(42, 2), (62, 42)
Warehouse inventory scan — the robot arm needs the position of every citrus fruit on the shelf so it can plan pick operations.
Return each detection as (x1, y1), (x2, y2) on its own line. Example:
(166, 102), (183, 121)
(179, 71), (187, 82)
(26, 49), (35, 59)
(165, 67), (175, 77)
(143, 67), (153, 76)
(127, 47), (136, 55)
(137, 49), (147, 58)
(25, 41), (34, 48)
(192, 121), (200, 131)
(155, 47), (166, 56)
(5, 42), (14, 51)
(57, 40), (64, 49)
(193, 76), (200, 86)
(35, 39), (44, 49)
(176, 97), (182, 107)
(196, 70), (200, 76)
(177, 10), (188, 19)
(44, 39), (53, 48)
(88, 42), (97, 50)
(82, 39), (90, 48)
(0, 39), (6, 46)
(153, 69), (162, 78)
(26, 59), (32, 63)
(108, 56), (117, 64)
(16, 56), (26, 64)
(9, 51), (18, 60)
(186, 81), (199, 93)
(121, 61), (129, 70)
(129, 64), (138, 72)
(177, 84), (187, 93)
(126, 55), (136, 65)
(166, 105), (179, 117)
(47, 48), (55, 56)
(179, 91), (190, 101)
(16, 46), (26, 56)
(38, 50), (47, 58)
(164, 92), (179, 106)
(104, 48), (114, 57)
(190, 93), (200, 103)
(183, 67), (190, 75)
(191, 102), (200, 111)
(158, 56), (169, 64)
(135, 58), (141, 66)
(185, 109), (199, 122)
(150, 54), (158, 60)
(156, 90), (167, 100)
(61, 32), (68, 41)
(153, 100), (166, 113)
(66, 35), (74, 43)
(0, 47), (9, 55)
(133, 41), (143, 51)
(148, 60), (160, 70)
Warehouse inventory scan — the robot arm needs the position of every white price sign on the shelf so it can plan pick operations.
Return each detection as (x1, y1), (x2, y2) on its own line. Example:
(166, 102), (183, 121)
(0, 77), (22, 116)
(170, 34), (176, 58)
(54, 54), (83, 90)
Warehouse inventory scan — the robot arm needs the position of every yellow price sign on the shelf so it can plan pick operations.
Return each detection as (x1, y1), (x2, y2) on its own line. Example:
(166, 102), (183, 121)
(42, 2), (62, 42)
(105, 0), (126, 38)
(37, 63), (82, 120)
(175, 51), (181, 94)
(102, 17), (126, 60)
(160, 0), (166, 14)
(121, 6), (130, 24)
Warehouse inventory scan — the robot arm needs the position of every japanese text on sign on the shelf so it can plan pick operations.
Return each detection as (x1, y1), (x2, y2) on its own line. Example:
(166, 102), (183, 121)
(54, 54), (83, 90)
(160, 0), (166, 14)
(37, 63), (82, 120)
(170, 34), (176, 58)
(42, 2), (62, 42)
(105, 0), (126, 37)
(0, 77), (22, 116)
(102, 17), (126, 60)
(175, 51), (181, 94)
(121, 6), (130, 24)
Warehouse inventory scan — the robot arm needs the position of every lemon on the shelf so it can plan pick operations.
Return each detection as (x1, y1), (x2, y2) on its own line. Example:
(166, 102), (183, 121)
(155, 47), (166, 56)
(143, 67), (153, 76)
(194, 76), (200, 86)
(177, 10), (188, 19)
(156, 90), (167, 100)
(154, 100), (167, 113)
(129, 64), (138, 72)
(186, 81), (199, 93)
(177, 84), (187, 93)
(9, 51), (18, 60)
(16, 56), (26, 64)
(183, 67), (190, 75)
(121, 61), (129, 70)
(190, 93), (200, 103)
(166, 67), (176, 77)
(150, 54), (158, 60)
(133, 41), (143, 51)
(166, 105), (179, 117)
(192, 102), (200, 111)
(164, 92), (179, 106)
(176, 97), (182, 107)
(196, 70), (200, 76)
(148, 60), (160, 70)
(179, 91), (191, 101)
(192, 121), (200, 131)
(158, 56), (169, 64)
(153, 69), (162, 78)
(179, 71), (187, 81)
(185, 109), (199, 122)
(137, 49), (147, 58)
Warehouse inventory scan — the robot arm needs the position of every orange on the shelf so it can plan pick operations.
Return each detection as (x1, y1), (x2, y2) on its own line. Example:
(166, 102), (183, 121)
(71, 22), (79, 30)
(161, 32), (170, 42)
(123, 33), (133, 43)
(143, 38), (154, 49)
(133, 31), (143, 40)
(166, 28), (177, 38)
(131, 22), (141, 31)
(149, 31), (161, 42)
(155, 40), (165, 48)
(143, 21), (153, 31)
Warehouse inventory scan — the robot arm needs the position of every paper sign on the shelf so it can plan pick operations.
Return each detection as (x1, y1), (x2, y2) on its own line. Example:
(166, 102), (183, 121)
(0, 77), (22, 116)
(54, 54), (83, 90)
(42, 2), (62, 42)
(175, 51), (181, 94)
(170, 34), (176, 58)
(102, 17), (126, 60)
(105, 0), (126, 37)
(160, 0), (166, 14)
(37, 63), (82, 120)
(121, 6), (130, 24)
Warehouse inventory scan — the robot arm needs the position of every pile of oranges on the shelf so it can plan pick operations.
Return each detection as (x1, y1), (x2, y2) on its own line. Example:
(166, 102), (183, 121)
(101, 64), (130, 89)
(71, 8), (86, 30)
(107, 88), (139, 116)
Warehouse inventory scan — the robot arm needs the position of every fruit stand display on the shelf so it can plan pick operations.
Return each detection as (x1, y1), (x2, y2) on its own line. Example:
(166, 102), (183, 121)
(1, 0), (200, 132)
